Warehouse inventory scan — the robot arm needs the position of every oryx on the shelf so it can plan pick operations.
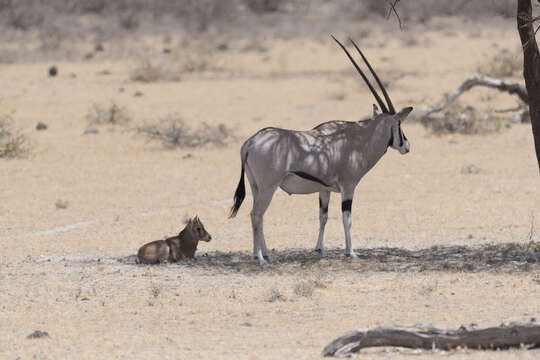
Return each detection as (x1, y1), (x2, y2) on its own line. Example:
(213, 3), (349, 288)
(229, 36), (413, 265)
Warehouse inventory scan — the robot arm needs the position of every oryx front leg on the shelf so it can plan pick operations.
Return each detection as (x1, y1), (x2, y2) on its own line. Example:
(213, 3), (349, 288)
(315, 191), (330, 257)
(341, 188), (358, 258)
(250, 188), (276, 265)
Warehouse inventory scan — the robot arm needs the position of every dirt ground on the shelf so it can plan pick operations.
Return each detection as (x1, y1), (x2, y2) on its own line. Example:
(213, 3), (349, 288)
(1, 17), (540, 359)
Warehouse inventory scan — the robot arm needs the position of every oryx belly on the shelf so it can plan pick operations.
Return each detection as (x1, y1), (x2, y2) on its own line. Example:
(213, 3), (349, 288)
(279, 174), (337, 195)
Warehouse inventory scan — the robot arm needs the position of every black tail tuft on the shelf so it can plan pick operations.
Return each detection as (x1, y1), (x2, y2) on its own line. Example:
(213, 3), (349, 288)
(229, 152), (247, 218)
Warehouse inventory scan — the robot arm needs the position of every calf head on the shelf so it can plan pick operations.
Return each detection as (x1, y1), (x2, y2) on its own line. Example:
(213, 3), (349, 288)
(187, 215), (212, 242)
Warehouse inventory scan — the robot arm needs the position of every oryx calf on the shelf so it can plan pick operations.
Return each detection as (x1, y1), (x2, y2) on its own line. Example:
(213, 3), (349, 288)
(136, 216), (212, 264)
(229, 36), (413, 265)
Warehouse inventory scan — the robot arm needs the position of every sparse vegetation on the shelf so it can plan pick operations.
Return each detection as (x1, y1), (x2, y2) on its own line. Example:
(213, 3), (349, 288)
(293, 280), (313, 297)
(130, 61), (181, 83)
(135, 116), (232, 148)
(479, 49), (522, 78)
(86, 104), (130, 125)
(421, 103), (509, 135)
(267, 288), (286, 302)
(0, 115), (28, 159)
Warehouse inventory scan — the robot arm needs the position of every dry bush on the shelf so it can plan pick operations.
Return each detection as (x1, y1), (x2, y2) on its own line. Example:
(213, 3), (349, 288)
(131, 44), (214, 83)
(86, 103), (130, 125)
(266, 288), (286, 302)
(479, 49), (522, 78)
(0, 115), (28, 159)
(293, 280), (314, 297)
(421, 102), (509, 135)
(135, 116), (233, 148)
(130, 61), (179, 82)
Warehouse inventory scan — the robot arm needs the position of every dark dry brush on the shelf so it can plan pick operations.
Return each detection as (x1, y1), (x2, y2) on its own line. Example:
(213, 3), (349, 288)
(0, 115), (28, 158)
(135, 116), (232, 148)
(86, 103), (131, 125)
(117, 241), (540, 275)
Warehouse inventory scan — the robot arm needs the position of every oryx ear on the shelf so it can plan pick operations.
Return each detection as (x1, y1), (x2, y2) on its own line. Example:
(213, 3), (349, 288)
(394, 106), (413, 122)
(372, 104), (380, 117)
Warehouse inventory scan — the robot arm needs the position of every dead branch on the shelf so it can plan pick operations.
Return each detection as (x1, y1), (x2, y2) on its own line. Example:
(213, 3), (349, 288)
(322, 322), (540, 357)
(416, 75), (529, 120)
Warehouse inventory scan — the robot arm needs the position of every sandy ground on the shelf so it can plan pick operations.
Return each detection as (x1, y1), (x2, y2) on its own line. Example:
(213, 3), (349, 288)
(1, 20), (540, 359)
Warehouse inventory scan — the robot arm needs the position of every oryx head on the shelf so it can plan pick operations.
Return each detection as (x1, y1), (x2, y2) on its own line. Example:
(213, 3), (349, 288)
(332, 35), (412, 154)
(187, 215), (212, 242)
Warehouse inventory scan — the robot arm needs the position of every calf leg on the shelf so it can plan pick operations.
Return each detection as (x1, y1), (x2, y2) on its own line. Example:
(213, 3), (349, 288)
(341, 187), (358, 258)
(315, 191), (330, 257)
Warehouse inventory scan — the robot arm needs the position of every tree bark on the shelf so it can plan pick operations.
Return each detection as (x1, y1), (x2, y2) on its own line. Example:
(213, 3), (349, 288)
(322, 323), (540, 357)
(517, 0), (540, 171)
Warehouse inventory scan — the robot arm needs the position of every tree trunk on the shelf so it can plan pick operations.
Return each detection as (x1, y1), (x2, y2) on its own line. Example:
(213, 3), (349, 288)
(517, 0), (540, 171)
(322, 323), (540, 357)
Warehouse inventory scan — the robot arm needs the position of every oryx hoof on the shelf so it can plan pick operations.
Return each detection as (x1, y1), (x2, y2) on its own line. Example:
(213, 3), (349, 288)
(315, 248), (327, 258)
(346, 251), (359, 259)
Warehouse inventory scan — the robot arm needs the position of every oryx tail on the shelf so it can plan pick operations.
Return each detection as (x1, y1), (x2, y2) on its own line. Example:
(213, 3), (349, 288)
(229, 151), (248, 218)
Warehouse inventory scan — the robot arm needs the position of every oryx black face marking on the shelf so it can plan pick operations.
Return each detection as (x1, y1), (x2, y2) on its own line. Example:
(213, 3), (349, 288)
(229, 36), (413, 265)
(341, 199), (352, 213)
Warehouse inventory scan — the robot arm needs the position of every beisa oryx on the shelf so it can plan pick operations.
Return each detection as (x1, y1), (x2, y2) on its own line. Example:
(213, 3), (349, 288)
(229, 36), (413, 265)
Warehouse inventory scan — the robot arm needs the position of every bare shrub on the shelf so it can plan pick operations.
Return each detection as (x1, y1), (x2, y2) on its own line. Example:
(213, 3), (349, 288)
(266, 288), (286, 302)
(86, 104), (130, 125)
(479, 50), (522, 78)
(293, 280), (313, 297)
(135, 116), (232, 148)
(0, 115), (28, 159)
(130, 61), (172, 83)
(421, 103), (508, 135)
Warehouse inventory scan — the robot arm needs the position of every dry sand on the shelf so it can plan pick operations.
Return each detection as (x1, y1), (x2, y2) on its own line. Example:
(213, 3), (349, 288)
(1, 20), (540, 359)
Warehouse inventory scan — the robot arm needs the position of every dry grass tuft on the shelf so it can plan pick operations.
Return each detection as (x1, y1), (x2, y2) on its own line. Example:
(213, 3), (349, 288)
(479, 49), (522, 78)
(135, 116), (233, 148)
(0, 115), (28, 159)
(86, 104), (131, 125)
(293, 280), (314, 297)
(421, 103), (509, 135)
(130, 61), (181, 83)
(267, 288), (286, 302)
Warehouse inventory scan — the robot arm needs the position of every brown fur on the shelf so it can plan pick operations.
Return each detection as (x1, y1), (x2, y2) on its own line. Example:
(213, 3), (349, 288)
(136, 216), (211, 264)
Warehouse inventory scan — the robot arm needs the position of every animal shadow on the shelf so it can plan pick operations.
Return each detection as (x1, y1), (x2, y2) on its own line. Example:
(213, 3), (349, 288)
(119, 242), (540, 275)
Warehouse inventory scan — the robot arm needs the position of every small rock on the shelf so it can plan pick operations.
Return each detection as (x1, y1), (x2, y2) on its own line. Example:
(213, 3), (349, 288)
(216, 43), (228, 51)
(461, 164), (481, 174)
(55, 200), (68, 209)
(27, 330), (49, 339)
(134, 91), (143, 97)
(119, 87), (125, 93)
(84, 126), (99, 135)
(182, 153), (193, 159)
(36, 122), (47, 131)
(95, 43), (104, 52)
(84, 52), (94, 60)
(48, 66), (57, 77)
(163, 48), (171, 54)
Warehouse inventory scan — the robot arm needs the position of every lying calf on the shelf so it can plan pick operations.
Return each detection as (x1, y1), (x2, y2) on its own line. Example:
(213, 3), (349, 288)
(136, 216), (212, 264)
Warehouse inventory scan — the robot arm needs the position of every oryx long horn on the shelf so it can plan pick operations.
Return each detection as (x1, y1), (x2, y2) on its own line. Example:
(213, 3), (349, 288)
(349, 38), (396, 114)
(331, 35), (389, 114)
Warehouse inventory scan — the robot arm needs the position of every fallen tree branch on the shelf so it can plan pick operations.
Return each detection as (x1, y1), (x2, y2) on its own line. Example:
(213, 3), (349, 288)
(322, 322), (540, 357)
(416, 75), (529, 120)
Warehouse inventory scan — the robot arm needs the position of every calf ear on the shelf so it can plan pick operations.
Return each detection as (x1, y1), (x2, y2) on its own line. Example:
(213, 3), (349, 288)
(394, 106), (413, 122)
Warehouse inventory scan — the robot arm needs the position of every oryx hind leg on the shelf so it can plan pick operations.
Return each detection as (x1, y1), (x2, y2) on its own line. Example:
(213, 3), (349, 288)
(341, 186), (358, 258)
(250, 187), (277, 265)
(315, 191), (330, 257)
